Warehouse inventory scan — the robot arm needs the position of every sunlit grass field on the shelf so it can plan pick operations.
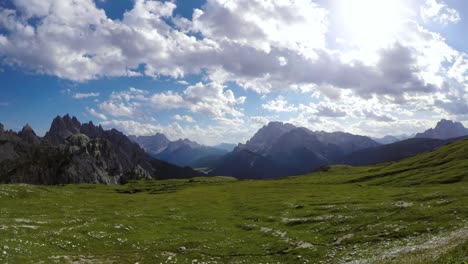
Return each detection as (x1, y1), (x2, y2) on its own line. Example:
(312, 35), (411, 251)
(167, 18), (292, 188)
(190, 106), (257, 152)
(0, 140), (467, 263)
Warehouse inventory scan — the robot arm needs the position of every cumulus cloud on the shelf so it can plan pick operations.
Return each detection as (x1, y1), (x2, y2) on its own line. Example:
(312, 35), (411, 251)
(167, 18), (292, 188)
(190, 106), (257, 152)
(86, 107), (107, 120)
(99, 88), (148, 118)
(1, 0), (467, 142)
(316, 105), (347, 118)
(101, 120), (163, 136)
(98, 83), (245, 130)
(421, 0), (460, 25)
(101, 118), (254, 145)
(0, 0), (459, 102)
(151, 82), (246, 118)
(250, 116), (271, 125)
(262, 96), (297, 112)
(73, 92), (100, 99)
(362, 110), (395, 122)
(173, 114), (195, 123)
(186, 0), (327, 55)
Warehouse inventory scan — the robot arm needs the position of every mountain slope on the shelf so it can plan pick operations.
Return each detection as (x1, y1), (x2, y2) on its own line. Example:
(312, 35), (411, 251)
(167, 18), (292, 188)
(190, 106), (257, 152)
(0, 115), (199, 184)
(306, 138), (468, 186)
(340, 138), (447, 166)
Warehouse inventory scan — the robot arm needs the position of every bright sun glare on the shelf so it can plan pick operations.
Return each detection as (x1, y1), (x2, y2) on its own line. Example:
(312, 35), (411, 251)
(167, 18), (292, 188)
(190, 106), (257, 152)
(337, 0), (408, 44)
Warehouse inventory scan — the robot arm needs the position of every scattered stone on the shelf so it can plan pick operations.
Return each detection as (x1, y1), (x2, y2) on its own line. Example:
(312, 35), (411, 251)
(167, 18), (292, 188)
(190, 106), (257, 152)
(393, 201), (414, 208)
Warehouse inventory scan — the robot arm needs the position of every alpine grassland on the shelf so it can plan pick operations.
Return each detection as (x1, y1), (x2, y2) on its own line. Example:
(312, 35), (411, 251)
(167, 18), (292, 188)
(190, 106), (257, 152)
(0, 140), (467, 263)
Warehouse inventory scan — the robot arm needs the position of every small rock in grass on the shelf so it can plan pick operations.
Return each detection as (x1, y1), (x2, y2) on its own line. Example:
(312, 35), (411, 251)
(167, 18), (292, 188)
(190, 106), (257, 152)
(178, 246), (186, 252)
(393, 201), (413, 208)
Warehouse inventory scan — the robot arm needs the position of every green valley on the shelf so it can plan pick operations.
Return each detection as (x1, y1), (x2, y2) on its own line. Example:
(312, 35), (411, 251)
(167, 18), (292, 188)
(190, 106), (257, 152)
(0, 139), (467, 263)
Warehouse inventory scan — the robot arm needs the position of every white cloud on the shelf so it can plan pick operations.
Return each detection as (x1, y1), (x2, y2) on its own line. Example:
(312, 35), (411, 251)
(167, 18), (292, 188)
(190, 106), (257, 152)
(86, 107), (107, 120)
(262, 96), (297, 112)
(186, 0), (327, 56)
(421, 0), (460, 25)
(73, 92), (100, 99)
(101, 120), (163, 136)
(362, 110), (395, 122)
(1, 0), (468, 138)
(151, 82), (246, 118)
(98, 87), (149, 118)
(101, 118), (253, 145)
(250, 116), (270, 125)
(177, 80), (190, 85)
(98, 83), (245, 133)
(0, 0), (461, 102)
(316, 104), (347, 118)
(173, 114), (195, 123)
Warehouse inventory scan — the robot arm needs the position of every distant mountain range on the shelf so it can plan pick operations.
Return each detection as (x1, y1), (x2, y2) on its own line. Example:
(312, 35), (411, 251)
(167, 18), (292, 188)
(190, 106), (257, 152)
(211, 122), (381, 179)
(210, 119), (468, 178)
(130, 135), (231, 168)
(1, 116), (467, 183)
(372, 134), (412, 144)
(0, 115), (199, 184)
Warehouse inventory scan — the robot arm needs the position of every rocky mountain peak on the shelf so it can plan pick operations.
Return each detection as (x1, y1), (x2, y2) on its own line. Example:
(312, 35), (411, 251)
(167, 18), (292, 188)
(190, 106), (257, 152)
(21, 123), (34, 132)
(18, 123), (40, 145)
(44, 114), (82, 144)
(80, 121), (104, 138)
(435, 119), (465, 131)
(415, 119), (468, 139)
(245, 121), (296, 152)
(0, 122), (4, 133)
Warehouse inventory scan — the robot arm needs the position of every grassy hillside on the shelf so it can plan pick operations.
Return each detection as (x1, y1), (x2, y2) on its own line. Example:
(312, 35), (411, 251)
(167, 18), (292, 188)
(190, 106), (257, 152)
(0, 140), (467, 263)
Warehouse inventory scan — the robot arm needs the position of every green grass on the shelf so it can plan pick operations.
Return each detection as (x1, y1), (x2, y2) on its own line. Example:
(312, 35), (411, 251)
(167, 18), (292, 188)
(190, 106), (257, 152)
(0, 140), (467, 263)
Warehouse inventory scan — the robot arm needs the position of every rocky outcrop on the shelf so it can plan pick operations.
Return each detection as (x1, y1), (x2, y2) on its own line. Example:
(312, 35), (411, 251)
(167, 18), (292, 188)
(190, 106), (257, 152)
(0, 115), (200, 185)
(44, 114), (82, 144)
(415, 119), (468, 139)
(18, 124), (40, 145)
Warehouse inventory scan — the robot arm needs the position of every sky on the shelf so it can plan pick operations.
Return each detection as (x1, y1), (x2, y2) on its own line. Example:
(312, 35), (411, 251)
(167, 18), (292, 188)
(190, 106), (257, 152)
(0, 0), (468, 145)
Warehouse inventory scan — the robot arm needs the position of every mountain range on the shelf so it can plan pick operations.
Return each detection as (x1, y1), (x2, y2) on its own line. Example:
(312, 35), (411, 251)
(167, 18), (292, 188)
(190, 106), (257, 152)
(1, 116), (467, 183)
(211, 119), (468, 178)
(211, 122), (381, 178)
(0, 115), (199, 184)
(130, 135), (230, 168)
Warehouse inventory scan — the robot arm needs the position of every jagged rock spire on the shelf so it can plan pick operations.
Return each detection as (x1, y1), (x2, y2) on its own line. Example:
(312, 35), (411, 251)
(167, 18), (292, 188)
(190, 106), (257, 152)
(18, 123), (40, 145)
(44, 114), (82, 144)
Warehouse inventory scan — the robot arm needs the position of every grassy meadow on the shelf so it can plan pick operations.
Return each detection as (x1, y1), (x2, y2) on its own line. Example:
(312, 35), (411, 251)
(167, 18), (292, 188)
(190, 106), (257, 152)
(0, 140), (467, 263)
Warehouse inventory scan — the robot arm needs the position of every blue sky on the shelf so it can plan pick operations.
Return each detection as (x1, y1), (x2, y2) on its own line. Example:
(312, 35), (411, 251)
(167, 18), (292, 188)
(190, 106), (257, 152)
(1, 0), (468, 145)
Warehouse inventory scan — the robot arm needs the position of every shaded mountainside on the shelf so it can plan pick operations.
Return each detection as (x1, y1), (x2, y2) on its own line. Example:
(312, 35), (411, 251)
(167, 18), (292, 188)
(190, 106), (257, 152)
(212, 122), (380, 179)
(131, 135), (229, 168)
(415, 119), (468, 139)
(0, 115), (199, 184)
(153, 139), (228, 167)
(340, 138), (447, 166)
(129, 133), (171, 156)
(309, 137), (468, 186)
(340, 136), (468, 167)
